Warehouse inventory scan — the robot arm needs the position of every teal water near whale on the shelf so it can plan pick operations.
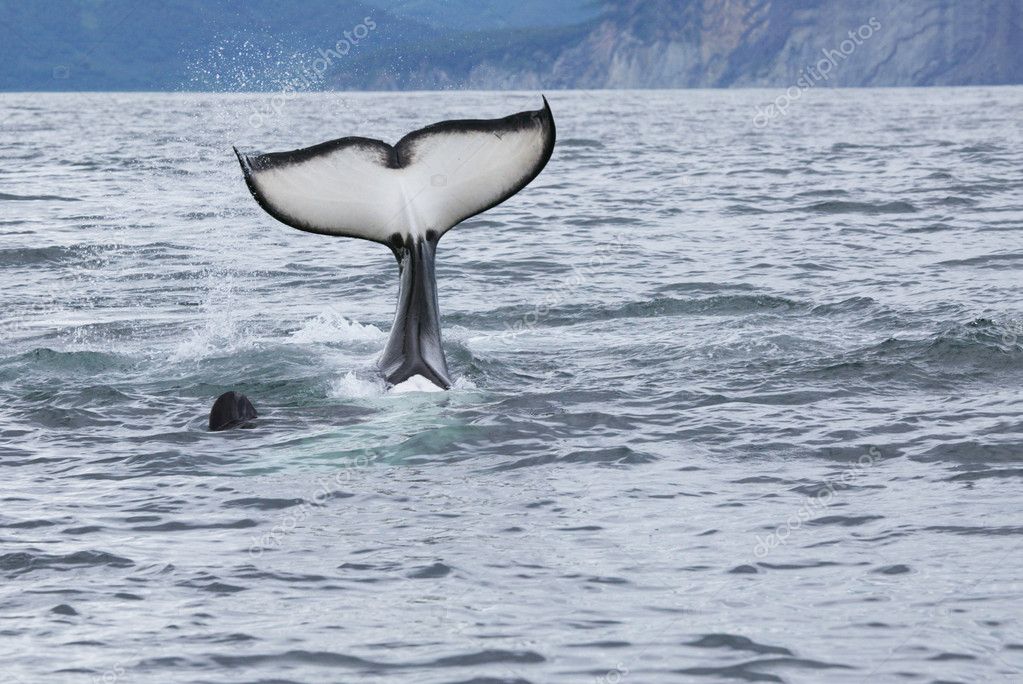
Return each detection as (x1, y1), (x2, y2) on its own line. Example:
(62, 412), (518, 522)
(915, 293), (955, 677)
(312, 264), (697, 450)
(1, 88), (1022, 682)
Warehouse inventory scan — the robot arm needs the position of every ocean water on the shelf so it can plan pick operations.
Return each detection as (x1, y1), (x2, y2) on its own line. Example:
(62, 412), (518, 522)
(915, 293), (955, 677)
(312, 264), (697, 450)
(1, 88), (1021, 683)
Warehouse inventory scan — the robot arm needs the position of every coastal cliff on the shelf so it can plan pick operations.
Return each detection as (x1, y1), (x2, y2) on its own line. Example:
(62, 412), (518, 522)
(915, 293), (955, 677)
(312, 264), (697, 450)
(340, 0), (1023, 89)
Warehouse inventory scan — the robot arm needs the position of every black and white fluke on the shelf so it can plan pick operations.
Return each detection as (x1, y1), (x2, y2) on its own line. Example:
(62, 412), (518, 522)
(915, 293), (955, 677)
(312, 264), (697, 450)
(235, 97), (556, 389)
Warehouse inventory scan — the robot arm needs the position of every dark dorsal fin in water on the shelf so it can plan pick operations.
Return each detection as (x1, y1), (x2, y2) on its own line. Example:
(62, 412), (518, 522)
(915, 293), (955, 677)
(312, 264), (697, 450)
(208, 391), (258, 431)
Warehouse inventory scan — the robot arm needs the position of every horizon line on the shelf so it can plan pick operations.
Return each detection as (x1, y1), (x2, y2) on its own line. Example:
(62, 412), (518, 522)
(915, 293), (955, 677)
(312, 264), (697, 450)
(3, 83), (1023, 95)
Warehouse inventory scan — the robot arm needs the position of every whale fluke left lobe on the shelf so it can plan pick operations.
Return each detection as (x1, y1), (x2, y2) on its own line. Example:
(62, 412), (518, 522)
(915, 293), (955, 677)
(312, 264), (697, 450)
(208, 391), (258, 431)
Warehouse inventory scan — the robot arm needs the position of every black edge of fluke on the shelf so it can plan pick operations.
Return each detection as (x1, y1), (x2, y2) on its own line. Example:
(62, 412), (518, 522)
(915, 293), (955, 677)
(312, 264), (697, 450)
(208, 391), (258, 431)
(231, 95), (555, 391)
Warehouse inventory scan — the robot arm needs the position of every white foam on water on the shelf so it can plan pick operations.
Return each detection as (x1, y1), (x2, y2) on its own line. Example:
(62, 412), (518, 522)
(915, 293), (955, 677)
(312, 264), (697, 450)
(289, 309), (385, 345)
(169, 302), (253, 362)
(331, 371), (386, 398)
(331, 370), (478, 400)
(165, 263), (268, 363)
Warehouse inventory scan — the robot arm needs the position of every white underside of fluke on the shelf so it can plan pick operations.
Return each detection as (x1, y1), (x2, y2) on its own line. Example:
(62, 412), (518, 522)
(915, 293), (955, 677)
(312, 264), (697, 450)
(236, 98), (555, 243)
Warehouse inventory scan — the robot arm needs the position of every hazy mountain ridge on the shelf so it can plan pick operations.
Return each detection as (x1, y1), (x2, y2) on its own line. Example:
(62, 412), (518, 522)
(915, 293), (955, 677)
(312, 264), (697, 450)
(0, 0), (1021, 90)
(342, 0), (1023, 89)
(0, 0), (441, 90)
(360, 0), (601, 31)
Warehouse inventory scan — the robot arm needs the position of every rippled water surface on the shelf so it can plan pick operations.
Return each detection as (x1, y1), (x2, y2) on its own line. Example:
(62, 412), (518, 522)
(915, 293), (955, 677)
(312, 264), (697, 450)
(1, 88), (1022, 682)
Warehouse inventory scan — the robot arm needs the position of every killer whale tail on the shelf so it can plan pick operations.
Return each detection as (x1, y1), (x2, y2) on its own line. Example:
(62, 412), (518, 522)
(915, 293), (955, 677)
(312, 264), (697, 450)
(234, 96), (555, 246)
(235, 97), (556, 389)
